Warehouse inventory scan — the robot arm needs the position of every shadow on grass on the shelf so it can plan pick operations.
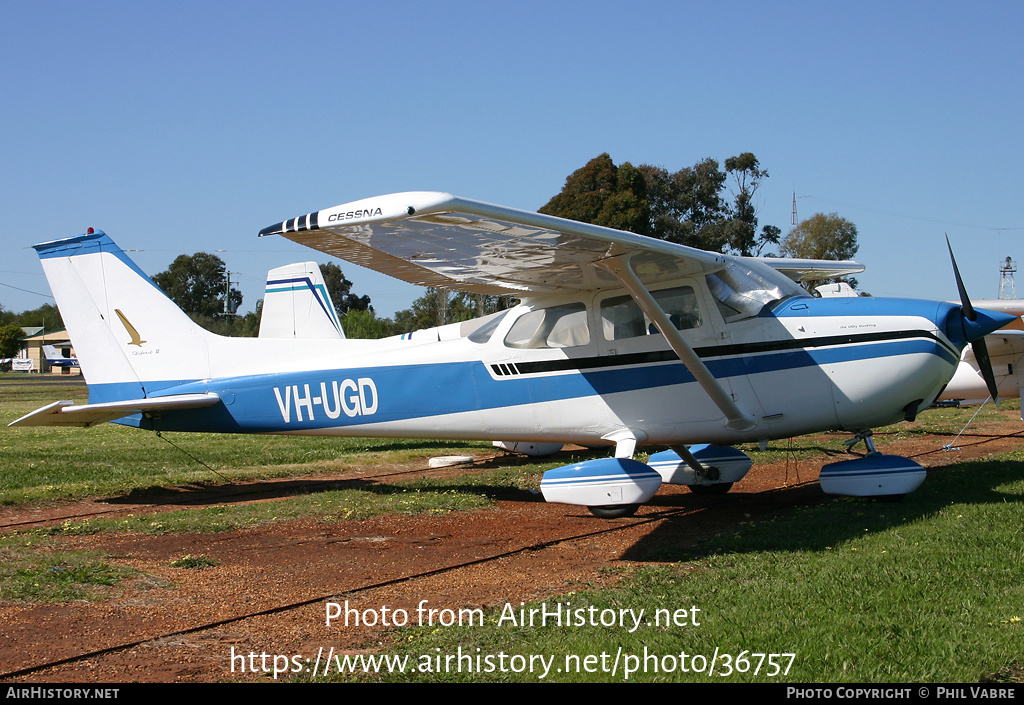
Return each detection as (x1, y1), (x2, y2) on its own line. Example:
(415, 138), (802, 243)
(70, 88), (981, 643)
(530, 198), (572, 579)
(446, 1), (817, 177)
(100, 467), (552, 508)
(98, 446), (608, 507)
(623, 456), (1024, 563)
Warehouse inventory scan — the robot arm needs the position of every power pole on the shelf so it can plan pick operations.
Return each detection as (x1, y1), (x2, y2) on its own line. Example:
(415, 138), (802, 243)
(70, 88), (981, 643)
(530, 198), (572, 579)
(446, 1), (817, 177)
(223, 271), (237, 317)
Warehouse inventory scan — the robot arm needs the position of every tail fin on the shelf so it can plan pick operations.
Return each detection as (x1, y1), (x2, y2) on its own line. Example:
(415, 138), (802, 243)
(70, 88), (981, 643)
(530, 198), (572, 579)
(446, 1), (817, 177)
(258, 262), (345, 339)
(34, 231), (213, 400)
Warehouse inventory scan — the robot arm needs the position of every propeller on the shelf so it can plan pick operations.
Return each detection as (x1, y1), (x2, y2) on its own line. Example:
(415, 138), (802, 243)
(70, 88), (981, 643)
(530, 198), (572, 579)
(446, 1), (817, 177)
(947, 235), (1001, 407)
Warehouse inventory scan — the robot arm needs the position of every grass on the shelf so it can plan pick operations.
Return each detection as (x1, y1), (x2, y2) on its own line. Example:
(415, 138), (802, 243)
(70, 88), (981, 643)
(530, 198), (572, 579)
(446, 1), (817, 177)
(170, 554), (219, 569)
(0, 533), (136, 602)
(38, 476), (511, 536)
(3, 376), (1024, 680)
(0, 377), (505, 505)
(0, 376), (538, 602)
(351, 455), (1024, 683)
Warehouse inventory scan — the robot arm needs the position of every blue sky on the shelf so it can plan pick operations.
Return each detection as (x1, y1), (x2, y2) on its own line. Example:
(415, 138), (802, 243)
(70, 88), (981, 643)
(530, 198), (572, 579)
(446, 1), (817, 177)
(2, 1), (1021, 320)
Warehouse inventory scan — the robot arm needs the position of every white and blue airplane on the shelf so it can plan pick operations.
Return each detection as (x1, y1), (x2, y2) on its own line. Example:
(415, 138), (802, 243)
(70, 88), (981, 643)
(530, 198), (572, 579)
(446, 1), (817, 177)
(10, 192), (1014, 517)
(41, 344), (80, 369)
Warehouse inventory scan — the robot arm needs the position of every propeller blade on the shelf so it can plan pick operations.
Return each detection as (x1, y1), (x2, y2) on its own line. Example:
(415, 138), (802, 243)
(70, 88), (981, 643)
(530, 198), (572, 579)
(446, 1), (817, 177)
(972, 336), (1001, 407)
(947, 234), (976, 322)
(948, 235), (1000, 406)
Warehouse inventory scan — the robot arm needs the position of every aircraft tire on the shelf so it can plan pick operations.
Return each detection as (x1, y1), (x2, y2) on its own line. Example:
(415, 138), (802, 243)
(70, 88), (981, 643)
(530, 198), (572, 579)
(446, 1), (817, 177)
(688, 482), (734, 495)
(587, 504), (640, 519)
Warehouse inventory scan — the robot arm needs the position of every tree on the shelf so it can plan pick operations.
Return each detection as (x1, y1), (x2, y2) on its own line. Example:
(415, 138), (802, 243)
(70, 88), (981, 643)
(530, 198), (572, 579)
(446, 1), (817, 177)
(539, 154), (651, 235)
(341, 308), (394, 339)
(386, 288), (516, 337)
(722, 152), (778, 256)
(780, 213), (860, 290)
(320, 262), (371, 316)
(780, 213), (859, 261)
(0, 323), (23, 358)
(542, 152), (782, 256)
(15, 303), (64, 331)
(0, 304), (17, 327)
(391, 288), (472, 334)
(639, 158), (724, 249)
(152, 252), (242, 318)
(237, 300), (263, 337)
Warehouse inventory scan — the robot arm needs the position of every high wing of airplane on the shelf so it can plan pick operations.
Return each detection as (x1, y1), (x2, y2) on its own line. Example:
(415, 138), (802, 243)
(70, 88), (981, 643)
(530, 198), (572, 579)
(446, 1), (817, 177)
(11, 194), (1016, 517)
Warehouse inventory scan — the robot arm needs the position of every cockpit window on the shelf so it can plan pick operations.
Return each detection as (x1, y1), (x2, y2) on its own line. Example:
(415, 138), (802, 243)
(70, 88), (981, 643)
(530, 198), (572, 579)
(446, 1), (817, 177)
(504, 303), (591, 349)
(600, 286), (702, 340)
(706, 259), (806, 321)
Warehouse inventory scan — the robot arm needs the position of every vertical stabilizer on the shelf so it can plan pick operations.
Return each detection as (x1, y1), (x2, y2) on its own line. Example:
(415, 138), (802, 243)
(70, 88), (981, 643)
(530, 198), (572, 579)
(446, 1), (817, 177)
(34, 231), (213, 401)
(258, 262), (345, 339)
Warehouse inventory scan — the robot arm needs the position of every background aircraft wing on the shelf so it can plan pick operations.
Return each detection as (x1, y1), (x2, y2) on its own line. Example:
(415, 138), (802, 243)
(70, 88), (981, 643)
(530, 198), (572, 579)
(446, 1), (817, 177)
(961, 300), (1024, 331)
(756, 257), (865, 283)
(259, 192), (729, 296)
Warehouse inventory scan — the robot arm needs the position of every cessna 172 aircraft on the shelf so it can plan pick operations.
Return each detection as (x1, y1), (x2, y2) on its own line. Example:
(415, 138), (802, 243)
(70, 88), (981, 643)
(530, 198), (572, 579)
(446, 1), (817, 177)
(11, 192), (1015, 517)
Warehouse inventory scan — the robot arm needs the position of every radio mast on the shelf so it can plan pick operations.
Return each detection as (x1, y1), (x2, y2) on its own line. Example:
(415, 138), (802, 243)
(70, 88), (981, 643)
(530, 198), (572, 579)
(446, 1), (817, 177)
(999, 256), (1016, 299)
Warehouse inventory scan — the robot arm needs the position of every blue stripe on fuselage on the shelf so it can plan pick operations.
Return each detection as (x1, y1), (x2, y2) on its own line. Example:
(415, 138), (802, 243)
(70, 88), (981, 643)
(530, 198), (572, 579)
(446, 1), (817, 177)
(95, 333), (955, 433)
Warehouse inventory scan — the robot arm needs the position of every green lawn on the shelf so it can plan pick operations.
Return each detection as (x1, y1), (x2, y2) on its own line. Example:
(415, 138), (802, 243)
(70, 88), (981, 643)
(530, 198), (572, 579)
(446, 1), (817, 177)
(3, 376), (1023, 682)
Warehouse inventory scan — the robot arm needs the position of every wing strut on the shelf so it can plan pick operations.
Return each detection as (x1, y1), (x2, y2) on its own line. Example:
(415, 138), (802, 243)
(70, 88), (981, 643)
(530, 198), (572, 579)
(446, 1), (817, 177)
(595, 254), (757, 432)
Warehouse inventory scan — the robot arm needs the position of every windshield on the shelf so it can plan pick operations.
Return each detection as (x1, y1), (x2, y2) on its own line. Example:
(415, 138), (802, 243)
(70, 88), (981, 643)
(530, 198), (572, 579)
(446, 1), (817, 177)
(706, 259), (807, 321)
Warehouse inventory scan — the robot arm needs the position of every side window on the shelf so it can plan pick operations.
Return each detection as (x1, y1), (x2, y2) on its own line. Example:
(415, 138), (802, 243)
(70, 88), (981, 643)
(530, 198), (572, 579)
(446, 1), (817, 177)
(600, 286), (701, 341)
(504, 303), (591, 349)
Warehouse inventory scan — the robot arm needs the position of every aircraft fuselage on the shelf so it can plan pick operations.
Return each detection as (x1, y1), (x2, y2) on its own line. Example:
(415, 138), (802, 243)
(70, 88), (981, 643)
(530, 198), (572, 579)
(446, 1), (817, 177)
(108, 287), (962, 449)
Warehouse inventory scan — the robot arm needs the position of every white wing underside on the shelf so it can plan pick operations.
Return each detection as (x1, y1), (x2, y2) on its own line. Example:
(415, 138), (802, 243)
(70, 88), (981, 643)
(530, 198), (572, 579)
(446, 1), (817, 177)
(260, 192), (863, 296)
(759, 258), (864, 283)
(261, 192), (857, 296)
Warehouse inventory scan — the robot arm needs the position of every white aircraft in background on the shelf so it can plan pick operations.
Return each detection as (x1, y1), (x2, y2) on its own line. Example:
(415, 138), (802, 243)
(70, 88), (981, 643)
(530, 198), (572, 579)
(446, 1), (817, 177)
(11, 193), (1014, 517)
(258, 261), (346, 340)
(42, 344), (79, 369)
(939, 303), (1024, 408)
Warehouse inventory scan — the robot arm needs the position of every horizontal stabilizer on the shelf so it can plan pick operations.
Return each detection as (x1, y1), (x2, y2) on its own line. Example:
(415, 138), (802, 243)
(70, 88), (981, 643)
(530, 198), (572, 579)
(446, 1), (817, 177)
(8, 393), (221, 428)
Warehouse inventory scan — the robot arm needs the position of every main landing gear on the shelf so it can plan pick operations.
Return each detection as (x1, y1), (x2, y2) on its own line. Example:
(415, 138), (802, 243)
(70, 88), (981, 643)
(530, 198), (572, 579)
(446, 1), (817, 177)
(539, 445), (754, 519)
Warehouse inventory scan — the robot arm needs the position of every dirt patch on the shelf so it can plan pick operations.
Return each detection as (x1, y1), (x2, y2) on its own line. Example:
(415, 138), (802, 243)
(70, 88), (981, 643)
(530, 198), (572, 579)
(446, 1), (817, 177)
(2, 413), (1022, 683)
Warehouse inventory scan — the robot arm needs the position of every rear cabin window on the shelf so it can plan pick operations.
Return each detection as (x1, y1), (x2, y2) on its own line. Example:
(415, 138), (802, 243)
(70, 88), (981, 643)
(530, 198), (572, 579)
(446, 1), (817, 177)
(600, 286), (702, 341)
(503, 303), (591, 349)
